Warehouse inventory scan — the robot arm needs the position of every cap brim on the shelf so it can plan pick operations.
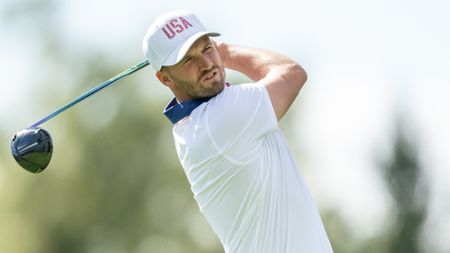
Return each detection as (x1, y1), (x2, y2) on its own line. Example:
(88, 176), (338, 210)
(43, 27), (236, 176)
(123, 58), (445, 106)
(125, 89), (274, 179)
(162, 31), (220, 68)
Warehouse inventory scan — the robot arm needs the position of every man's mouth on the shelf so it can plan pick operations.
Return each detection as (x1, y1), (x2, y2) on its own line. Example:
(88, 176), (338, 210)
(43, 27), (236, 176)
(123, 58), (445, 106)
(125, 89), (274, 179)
(202, 69), (218, 82)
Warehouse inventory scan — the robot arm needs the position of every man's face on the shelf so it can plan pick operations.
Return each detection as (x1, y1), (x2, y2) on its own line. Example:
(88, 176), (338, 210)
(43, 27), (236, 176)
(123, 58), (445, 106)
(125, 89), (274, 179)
(158, 36), (226, 101)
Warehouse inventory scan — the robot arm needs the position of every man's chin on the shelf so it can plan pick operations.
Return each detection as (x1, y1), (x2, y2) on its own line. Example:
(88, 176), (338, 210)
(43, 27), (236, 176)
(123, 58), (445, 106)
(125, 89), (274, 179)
(194, 82), (225, 99)
(211, 80), (226, 94)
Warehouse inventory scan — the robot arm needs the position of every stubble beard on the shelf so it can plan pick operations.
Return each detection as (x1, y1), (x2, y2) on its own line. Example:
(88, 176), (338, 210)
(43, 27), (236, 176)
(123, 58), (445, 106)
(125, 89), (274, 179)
(180, 67), (226, 99)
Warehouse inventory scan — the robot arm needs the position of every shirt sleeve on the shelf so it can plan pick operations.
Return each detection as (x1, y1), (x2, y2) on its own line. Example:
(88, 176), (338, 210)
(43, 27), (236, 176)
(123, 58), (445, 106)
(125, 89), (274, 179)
(205, 83), (278, 163)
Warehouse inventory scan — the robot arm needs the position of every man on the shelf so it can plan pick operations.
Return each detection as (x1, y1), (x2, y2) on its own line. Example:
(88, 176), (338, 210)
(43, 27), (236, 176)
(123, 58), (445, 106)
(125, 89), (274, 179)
(143, 10), (333, 253)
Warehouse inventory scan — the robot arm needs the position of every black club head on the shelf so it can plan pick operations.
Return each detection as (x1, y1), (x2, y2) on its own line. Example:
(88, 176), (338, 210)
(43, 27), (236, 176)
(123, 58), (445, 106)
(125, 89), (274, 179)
(11, 127), (53, 173)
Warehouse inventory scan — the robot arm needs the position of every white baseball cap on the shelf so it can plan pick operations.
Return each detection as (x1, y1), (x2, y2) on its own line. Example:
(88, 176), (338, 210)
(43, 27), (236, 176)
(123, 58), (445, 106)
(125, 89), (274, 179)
(142, 10), (220, 71)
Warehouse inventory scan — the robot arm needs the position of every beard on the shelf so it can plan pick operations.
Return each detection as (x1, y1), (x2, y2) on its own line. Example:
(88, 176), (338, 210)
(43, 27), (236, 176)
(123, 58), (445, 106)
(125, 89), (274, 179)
(176, 66), (226, 99)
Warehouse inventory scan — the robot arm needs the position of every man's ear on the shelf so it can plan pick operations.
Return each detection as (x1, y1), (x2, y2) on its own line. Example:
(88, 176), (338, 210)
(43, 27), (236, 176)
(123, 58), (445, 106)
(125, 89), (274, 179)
(155, 71), (174, 88)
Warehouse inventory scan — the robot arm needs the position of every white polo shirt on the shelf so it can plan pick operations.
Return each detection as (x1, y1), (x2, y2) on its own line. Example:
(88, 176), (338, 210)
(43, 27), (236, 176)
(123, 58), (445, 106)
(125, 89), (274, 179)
(166, 83), (333, 253)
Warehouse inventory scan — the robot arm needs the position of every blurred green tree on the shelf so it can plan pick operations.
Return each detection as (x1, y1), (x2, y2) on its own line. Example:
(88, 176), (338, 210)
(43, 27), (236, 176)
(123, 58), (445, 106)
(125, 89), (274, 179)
(381, 121), (429, 253)
(320, 119), (430, 253)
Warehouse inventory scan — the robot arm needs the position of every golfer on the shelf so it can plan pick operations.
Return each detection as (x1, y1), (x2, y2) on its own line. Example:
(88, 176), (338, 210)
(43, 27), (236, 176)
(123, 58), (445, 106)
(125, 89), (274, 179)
(143, 10), (333, 253)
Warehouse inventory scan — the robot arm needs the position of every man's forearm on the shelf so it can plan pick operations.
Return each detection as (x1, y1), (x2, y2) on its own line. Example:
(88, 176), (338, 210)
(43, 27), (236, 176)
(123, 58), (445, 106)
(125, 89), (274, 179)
(215, 42), (306, 84)
(215, 41), (307, 121)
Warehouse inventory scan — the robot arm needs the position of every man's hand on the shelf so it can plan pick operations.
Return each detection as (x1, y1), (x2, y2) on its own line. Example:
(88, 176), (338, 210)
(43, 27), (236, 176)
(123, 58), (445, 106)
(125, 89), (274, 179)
(213, 40), (307, 121)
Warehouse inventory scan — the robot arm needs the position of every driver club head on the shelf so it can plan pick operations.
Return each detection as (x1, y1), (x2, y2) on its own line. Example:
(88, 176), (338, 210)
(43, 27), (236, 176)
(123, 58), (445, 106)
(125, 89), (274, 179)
(9, 61), (148, 174)
(11, 127), (53, 173)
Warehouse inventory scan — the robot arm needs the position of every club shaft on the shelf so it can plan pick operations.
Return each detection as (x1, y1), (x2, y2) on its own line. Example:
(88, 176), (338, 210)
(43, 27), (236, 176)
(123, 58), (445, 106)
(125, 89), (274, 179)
(31, 60), (149, 128)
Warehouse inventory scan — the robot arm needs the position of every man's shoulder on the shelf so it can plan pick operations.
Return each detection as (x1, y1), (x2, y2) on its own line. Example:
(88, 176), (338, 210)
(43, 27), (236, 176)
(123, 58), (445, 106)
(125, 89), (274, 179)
(203, 81), (275, 132)
(212, 82), (265, 104)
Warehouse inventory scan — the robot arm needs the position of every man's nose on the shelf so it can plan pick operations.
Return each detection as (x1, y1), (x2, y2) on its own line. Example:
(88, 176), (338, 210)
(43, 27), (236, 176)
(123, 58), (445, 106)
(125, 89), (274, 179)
(198, 55), (213, 70)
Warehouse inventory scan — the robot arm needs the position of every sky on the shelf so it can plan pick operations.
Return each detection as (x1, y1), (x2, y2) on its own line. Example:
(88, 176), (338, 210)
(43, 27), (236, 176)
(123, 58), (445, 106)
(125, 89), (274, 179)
(1, 0), (449, 251)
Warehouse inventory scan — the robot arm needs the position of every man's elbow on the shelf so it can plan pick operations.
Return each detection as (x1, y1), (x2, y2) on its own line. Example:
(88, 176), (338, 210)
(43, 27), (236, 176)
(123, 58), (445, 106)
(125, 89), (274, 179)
(289, 63), (307, 92)
(294, 63), (307, 85)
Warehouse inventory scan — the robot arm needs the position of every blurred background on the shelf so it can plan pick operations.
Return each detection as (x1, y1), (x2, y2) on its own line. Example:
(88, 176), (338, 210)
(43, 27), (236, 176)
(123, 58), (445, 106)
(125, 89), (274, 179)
(1, 0), (449, 252)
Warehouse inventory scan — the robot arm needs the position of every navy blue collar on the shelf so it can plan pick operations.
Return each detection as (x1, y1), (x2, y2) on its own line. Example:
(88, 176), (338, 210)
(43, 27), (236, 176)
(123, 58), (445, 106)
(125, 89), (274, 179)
(163, 96), (213, 124)
(163, 83), (231, 124)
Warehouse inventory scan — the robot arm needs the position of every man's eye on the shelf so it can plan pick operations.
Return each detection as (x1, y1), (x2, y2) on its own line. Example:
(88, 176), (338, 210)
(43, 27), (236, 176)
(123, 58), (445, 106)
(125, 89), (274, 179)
(204, 45), (212, 52)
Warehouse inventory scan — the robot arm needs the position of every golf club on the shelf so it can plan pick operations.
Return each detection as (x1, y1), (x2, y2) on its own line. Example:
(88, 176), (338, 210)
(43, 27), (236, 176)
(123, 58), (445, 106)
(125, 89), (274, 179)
(11, 60), (149, 173)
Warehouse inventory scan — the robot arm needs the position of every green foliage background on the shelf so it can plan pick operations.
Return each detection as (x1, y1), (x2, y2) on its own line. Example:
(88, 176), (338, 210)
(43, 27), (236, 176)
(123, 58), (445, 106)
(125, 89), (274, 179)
(0, 1), (433, 252)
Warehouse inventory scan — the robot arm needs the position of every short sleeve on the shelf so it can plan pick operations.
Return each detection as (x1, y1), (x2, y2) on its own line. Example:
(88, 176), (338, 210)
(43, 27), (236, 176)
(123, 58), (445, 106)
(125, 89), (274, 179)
(204, 83), (278, 163)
